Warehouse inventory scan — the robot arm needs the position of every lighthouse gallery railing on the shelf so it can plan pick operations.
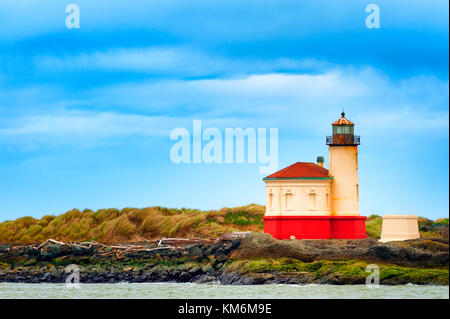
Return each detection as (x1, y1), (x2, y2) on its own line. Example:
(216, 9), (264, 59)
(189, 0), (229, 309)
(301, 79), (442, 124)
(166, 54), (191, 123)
(326, 135), (360, 145)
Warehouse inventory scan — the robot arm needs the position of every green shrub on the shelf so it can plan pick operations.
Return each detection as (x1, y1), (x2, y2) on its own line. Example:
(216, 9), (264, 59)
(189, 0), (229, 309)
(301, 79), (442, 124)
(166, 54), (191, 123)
(366, 216), (382, 239)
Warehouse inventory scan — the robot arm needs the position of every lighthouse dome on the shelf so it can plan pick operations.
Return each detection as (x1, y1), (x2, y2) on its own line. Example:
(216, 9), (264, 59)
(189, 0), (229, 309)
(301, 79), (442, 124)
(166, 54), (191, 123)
(332, 111), (354, 125)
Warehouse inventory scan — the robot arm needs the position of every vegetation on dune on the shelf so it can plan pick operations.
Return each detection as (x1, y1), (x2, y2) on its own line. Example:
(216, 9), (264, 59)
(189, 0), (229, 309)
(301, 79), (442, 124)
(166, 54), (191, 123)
(0, 205), (446, 244)
(365, 215), (383, 239)
(0, 205), (265, 244)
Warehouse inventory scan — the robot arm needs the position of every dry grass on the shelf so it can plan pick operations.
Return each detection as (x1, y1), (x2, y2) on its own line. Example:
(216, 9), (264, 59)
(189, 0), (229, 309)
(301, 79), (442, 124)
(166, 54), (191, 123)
(0, 204), (265, 244)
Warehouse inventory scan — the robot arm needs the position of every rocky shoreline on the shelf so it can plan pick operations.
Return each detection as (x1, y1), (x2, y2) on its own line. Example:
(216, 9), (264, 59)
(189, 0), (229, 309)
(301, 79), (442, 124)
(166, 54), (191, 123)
(0, 233), (448, 285)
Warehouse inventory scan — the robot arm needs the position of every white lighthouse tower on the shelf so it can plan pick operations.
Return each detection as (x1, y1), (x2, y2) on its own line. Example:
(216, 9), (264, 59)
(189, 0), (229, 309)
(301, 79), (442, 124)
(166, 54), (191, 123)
(327, 111), (360, 216)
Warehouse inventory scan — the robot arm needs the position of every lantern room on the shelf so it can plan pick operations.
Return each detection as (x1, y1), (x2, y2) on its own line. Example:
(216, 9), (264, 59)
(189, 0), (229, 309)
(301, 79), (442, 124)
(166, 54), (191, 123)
(326, 112), (360, 146)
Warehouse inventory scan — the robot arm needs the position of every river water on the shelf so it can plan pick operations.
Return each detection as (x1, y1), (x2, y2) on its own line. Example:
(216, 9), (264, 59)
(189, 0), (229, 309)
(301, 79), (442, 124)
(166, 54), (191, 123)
(0, 282), (448, 299)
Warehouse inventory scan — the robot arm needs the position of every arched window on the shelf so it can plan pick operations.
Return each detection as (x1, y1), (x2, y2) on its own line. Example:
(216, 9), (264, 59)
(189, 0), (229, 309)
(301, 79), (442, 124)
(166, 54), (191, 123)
(309, 188), (317, 211)
(268, 188), (274, 210)
(285, 188), (294, 211)
(326, 191), (330, 210)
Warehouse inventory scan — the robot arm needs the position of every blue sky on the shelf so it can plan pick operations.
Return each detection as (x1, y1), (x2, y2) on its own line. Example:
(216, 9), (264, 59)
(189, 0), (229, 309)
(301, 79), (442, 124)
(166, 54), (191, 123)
(0, 0), (448, 221)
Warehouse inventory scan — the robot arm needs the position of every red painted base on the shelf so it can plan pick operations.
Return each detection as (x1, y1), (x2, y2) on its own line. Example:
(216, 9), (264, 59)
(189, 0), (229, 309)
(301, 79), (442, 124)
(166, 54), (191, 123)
(263, 215), (367, 240)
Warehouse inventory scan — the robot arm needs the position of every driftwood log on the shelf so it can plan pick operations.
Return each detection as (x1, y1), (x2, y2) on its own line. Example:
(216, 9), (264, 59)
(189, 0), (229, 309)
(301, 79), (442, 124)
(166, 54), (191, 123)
(24, 238), (186, 259)
(15, 233), (246, 259)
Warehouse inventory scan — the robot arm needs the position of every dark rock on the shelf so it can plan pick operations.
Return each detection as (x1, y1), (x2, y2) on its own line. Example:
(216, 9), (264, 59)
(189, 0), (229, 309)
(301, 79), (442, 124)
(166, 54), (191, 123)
(367, 240), (449, 267)
(208, 256), (218, 267)
(188, 266), (202, 276)
(186, 246), (204, 260)
(71, 246), (94, 256)
(205, 245), (219, 256)
(42, 272), (52, 282)
(202, 265), (215, 274)
(172, 268), (181, 279)
(369, 245), (399, 260)
(47, 244), (63, 258)
(14, 276), (27, 282)
(94, 276), (106, 283)
(0, 245), (10, 253)
(131, 275), (147, 283)
(25, 247), (40, 258)
(215, 254), (228, 263)
(215, 263), (223, 270)
(178, 271), (191, 282)
(193, 275), (217, 284)
(37, 251), (51, 261)
(230, 239), (241, 249)
(50, 269), (63, 280)
(10, 247), (27, 257)
(141, 271), (155, 281)
(219, 271), (273, 285)
(167, 250), (182, 258)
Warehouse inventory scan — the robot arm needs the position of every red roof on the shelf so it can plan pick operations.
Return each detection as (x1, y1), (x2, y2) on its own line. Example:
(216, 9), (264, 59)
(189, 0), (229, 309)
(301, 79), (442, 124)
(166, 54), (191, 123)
(332, 112), (354, 125)
(332, 117), (354, 125)
(264, 162), (331, 179)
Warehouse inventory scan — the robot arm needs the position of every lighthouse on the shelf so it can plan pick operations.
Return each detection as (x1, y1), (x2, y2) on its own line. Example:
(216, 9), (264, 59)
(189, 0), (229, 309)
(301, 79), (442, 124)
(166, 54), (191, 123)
(263, 112), (367, 240)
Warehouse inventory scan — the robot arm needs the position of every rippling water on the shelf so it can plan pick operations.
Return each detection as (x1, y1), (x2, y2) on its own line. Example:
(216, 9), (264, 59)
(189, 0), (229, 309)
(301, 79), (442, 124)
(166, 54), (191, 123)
(0, 283), (448, 299)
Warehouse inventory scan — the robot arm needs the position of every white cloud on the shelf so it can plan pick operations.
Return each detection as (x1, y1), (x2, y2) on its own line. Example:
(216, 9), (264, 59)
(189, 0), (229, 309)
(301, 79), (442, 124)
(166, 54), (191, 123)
(86, 67), (448, 136)
(0, 111), (190, 149)
(1, 67), (448, 150)
(88, 69), (366, 114)
(35, 46), (331, 77)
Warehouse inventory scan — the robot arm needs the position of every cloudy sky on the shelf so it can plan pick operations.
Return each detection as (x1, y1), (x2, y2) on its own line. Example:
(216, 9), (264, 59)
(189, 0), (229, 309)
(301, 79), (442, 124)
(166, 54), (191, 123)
(0, 0), (448, 220)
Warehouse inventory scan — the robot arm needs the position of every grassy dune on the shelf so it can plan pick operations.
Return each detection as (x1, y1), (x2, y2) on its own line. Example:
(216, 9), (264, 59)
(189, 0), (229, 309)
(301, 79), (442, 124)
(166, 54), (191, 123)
(0, 204), (265, 244)
(0, 204), (447, 244)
